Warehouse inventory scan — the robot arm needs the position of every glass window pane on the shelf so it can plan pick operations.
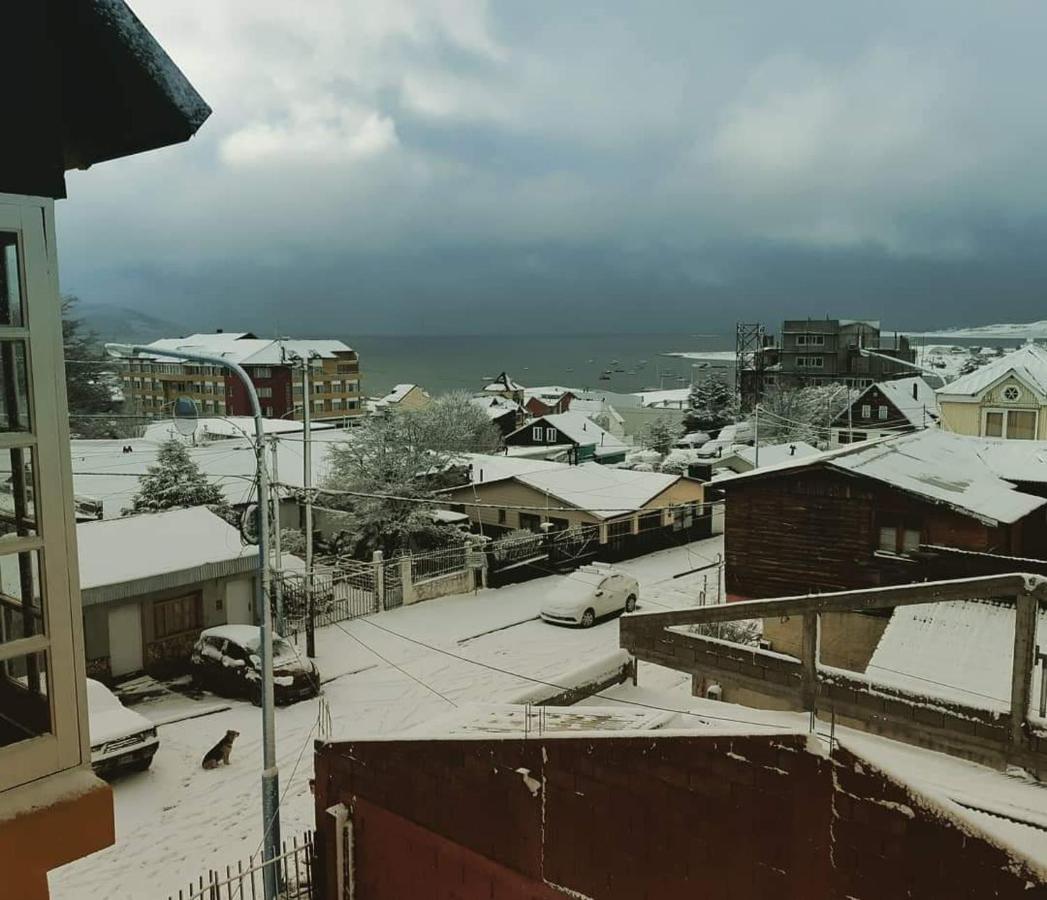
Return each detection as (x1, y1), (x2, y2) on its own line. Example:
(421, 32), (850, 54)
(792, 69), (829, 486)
(0, 650), (50, 747)
(0, 447), (36, 539)
(0, 234), (25, 328)
(0, 550), (43, 643)
(878, 526), (896, 552)
(0, 341), (30, 432)
(1008, 411), (1037, 440)
(902, 529), (922, 553)
(985, 412), (1004, 437)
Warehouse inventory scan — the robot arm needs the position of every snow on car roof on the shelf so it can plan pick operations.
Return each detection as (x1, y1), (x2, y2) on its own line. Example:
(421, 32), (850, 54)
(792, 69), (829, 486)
(199, 624), (264, 649)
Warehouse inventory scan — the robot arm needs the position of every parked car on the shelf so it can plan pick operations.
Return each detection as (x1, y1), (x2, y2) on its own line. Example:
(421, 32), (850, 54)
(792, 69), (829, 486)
(190, 625), (320, 706)
(697, 422), (755, 458)
(539, 565), (639, 627)
(673, 431), (711, 450)
(87, 679), (159, 777)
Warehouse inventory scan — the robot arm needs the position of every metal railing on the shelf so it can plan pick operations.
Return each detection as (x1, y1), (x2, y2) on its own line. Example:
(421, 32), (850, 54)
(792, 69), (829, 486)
(409, 544), (468, 583)
(167, 832), (315, 900)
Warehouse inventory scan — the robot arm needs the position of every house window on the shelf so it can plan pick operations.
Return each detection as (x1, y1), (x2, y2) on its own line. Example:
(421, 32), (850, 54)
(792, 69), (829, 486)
(985, 409), (1037, 440)
(877, 522), (922, 556)
(153, 594), (203, 640)
(809, 334), (826, 346)
(0, 198), (92, 788)
(252, 367), (272, 379)
(519, 512), (541, 532)
(532, 426), (542, 441)
(545, 427), (556, 442)
(547, 516), (570, 532)
(336, 364), (357, 374)
(257, 387), (272, 399)
(796, 335), (807, 346)
(497, 509), (507, 525)
(861, 404), (872, 419)
(878, 406), (889, 420)
(809, 357), (824, 368)
(1003, 386), (1021, 402)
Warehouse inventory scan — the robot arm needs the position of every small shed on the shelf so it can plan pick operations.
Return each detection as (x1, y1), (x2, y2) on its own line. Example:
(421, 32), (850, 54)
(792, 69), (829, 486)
(78, 507), (273, 679)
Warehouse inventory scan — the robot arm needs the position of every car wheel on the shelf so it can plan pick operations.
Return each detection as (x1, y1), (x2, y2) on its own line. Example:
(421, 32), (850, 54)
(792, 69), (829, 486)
(580, 608), (596, 628)
(625, 594), (637, 613)
(129, 756), (154, 773)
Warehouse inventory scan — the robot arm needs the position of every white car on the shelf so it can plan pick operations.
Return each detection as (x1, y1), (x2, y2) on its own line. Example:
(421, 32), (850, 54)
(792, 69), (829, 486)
(87, 679), (159, 777)
(539, 565), (640, 628)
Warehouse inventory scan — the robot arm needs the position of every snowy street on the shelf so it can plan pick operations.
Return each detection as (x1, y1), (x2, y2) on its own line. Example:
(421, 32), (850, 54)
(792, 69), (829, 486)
(50, 538), (722, 900)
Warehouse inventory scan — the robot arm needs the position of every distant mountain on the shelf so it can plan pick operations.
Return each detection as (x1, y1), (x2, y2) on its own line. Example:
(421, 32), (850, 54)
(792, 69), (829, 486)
(911, 321), (1047, 339)
(73, 303), (182, 345)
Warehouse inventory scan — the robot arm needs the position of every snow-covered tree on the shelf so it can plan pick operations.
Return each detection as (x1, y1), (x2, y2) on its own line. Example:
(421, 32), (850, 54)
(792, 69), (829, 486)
(130, 438), (226, 513)
(683, 375), (736, 434)
(321, 393), (494, 558)
(643, 418), (680, 454)
(756, 384), (851, 446)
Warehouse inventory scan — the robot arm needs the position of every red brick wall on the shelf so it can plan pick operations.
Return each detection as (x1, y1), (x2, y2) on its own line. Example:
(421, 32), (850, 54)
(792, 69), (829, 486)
(351, 799), (562, 900)
(314, 733), (1047, 899)
(314, 733), (833, 899)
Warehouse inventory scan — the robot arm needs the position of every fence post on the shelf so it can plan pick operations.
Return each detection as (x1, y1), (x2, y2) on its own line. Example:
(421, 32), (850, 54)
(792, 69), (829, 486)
(372, 550), (384, 613)
(400, 555), (417, 605)
(1011, 592), (1038, 750)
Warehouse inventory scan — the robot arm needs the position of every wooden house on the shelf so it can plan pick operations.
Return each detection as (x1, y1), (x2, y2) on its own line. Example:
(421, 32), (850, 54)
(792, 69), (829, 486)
(830, 377), (940, 445)
(503, 411), (629, 465)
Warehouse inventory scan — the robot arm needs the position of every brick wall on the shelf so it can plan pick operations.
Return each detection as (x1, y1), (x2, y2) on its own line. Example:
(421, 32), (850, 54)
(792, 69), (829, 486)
(314, 732), (1047, 899)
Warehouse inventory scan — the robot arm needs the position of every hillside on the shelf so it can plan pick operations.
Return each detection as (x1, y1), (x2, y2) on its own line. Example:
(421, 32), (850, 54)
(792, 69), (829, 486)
(75, 303), (182, 345)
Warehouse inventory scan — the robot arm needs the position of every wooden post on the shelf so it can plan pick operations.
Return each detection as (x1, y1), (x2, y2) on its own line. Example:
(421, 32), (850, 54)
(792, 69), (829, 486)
(1011, 592), (1038, 748)
(801, 613), (818, 711)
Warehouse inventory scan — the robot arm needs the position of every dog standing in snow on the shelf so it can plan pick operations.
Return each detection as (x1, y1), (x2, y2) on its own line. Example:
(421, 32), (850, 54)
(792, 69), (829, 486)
(201, 730), (240, 770)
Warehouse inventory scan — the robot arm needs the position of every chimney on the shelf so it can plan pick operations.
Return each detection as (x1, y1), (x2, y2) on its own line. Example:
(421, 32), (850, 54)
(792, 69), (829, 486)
(789, 444), (796, 456)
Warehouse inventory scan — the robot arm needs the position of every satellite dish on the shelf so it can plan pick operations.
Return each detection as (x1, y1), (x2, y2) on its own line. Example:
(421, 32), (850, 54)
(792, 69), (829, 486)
(173, 396), (199, 438)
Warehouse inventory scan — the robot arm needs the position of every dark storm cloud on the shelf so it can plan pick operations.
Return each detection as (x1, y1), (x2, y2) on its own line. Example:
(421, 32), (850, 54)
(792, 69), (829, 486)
(55, 1), (1047, 334)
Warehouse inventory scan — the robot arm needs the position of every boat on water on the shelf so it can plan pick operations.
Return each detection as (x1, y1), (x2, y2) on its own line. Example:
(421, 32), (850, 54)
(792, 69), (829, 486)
(598, 372), (612, 381)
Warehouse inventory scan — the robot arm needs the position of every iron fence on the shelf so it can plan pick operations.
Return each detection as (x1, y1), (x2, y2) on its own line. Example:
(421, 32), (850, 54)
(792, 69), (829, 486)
(167, 831), (315, 900)
(410, 544), (468, 583)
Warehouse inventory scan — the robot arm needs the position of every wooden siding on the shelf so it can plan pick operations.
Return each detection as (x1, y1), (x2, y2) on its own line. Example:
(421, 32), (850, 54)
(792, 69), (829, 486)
(724, 467), (1019, 600)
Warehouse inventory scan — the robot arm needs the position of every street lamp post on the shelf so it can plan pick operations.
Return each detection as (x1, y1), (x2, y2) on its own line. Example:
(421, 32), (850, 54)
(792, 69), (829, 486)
(106, 343), (282, 899)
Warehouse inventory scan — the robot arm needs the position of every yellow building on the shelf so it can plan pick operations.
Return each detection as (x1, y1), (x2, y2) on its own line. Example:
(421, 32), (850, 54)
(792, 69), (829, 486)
(937, 345), (1047, 440)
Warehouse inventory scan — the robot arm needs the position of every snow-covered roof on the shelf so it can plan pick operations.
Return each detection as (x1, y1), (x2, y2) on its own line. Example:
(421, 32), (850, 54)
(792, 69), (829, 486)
(523, 386), (576, 402)
(734, 441), (821, 469)
(866, 598), (1045, 713)
(76, 507), (252, 594)
(468, 396), (520, 420)
(142, 417), (334, 442)
(483, 372), (524, 393)
(376, 384), (420, 405)
(938, 344), (1047, 399)
(513, 463), (685, 519)
(132, 333), (354, 366)
(631, 388), (690, 408)
(569, 397), (625, 424)
(872, 377), (941, 426)
(718, 429), (1047, 525)
(512, 412), (628, 456)
(460, 453), (570, 485)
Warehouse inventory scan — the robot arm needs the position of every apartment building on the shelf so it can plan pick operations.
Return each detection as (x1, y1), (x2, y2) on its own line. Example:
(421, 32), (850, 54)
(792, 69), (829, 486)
(768, 318), (917, 389)
(122, 333), (363, 421)
(0, 3), (209, 897)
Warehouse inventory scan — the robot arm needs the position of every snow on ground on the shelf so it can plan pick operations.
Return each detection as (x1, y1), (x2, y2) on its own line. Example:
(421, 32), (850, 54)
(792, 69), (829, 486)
(51, 537), (722, 900)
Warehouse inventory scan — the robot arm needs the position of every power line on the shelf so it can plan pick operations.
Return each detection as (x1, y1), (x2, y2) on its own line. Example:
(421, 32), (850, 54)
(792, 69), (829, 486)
(354, 617), (784, 731)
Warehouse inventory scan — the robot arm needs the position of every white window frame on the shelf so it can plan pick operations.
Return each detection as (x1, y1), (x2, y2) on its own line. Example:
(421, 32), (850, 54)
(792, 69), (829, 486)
(532, 426), (542, 441)
(796, 335), (807, 346)
(983, 407), (1039, 440)
(545, 427), (557, 442)
(861, 404), (871, 419)
(0, 196), (86, 790)
(878, 406), (889, 421)
(809, 334), (826, 346)
(252, 367), (272, 379)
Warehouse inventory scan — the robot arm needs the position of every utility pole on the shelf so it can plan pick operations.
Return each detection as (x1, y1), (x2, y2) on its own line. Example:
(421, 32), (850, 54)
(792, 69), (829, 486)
(290, 351), (318, 659)
(270, 436), (284, 635)
(107, 342), (281, 899)
(753, 403), (760, 468)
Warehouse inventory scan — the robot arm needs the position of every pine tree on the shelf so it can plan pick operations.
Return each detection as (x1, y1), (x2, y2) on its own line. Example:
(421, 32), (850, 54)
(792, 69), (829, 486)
(643, 418), (680, 454)
(130, 438), (227, 513)
(682, 375), (736, 434)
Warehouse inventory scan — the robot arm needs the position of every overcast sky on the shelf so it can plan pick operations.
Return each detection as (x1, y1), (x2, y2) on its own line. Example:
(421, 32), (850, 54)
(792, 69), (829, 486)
(56, 1), (1047, 336)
